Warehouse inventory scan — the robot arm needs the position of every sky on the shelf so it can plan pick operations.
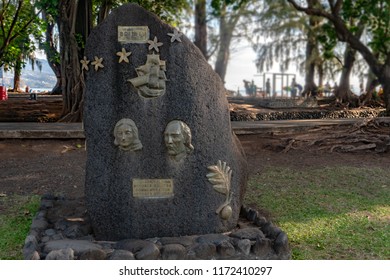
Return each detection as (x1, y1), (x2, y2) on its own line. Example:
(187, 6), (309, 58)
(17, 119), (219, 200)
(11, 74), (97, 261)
(223, 44), (306, 95)
(224, 46), (258, 92)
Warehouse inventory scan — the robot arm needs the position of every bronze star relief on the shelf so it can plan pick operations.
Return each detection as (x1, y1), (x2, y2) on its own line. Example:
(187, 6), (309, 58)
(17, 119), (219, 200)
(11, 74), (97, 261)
(116, 48), (132, 63)
(80, 56), (90, 71)
(147, 36), (163, 53)
(91, 56), (104, 71)
(167, 29), (182, 43)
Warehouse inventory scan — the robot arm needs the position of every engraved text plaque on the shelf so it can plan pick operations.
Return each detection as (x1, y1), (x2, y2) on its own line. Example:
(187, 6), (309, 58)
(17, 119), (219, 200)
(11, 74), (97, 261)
(118, 26), (149, 43)
(132, 179), (174, 198)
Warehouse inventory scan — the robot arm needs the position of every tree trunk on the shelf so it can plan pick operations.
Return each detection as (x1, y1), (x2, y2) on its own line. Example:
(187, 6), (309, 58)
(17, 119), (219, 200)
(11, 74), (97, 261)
(317, 63), (324, 90)
(302, 32), (317, 96)
(336, 23), (364, 105)
(301, 11), (318, 97)
(214, 3), (244, 83)
(194, 0), (208, 59)
(382, 65), (390, 115)
(42, 10), (62, 95)
(334, 45), (356, 104)
(13, 58), (22, 92)
(214, 10), (233, 83)
(77, 0), (92, 43)
(98, 0), (112, 24)
(50, 76), (62, 95)
(59, 0), (90, 122)
(365, 70), (376, 93)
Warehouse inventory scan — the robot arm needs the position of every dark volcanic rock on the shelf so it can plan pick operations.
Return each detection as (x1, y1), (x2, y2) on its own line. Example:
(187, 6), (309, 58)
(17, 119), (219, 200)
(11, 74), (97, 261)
(161, 244), (186, 260)
(43, 239), (102, 255)
(84, 3), (247, 240)
(45, 248), (74, 260)
(79, 249), (107, 260)
(188, 243), (217, 260)
(108, 250), (135, 260)
(230, 228), (265, 240)
(115, 239), (160, 260)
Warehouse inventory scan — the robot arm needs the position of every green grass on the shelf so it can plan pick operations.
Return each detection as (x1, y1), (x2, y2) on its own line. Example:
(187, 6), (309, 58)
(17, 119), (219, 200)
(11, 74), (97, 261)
(0, 195), (40, 260)
(245, 166), (390, 259)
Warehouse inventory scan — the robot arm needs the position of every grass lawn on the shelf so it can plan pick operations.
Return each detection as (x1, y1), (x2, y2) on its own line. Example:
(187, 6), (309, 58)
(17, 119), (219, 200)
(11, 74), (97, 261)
(0, 195), (40, 260)
(245, 166), (390, 259)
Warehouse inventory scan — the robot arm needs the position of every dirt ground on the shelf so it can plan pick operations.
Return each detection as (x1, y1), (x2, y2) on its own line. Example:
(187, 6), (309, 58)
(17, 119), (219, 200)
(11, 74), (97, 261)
(0, 97), (389, 199)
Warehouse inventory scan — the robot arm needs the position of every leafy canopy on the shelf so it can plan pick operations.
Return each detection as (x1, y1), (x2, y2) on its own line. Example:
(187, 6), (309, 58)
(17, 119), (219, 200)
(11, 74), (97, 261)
(0, 0), (44, 68)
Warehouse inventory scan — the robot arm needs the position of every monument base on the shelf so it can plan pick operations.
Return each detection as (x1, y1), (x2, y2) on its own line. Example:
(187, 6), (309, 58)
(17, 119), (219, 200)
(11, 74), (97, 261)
(23, 195), (290, 260)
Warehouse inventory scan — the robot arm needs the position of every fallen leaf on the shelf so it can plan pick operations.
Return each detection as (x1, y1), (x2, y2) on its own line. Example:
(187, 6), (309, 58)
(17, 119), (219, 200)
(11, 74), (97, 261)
(61, 145), (75, 153)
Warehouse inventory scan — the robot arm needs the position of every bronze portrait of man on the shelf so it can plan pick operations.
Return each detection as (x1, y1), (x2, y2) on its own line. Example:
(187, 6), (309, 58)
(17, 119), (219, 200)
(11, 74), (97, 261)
(164, 120), (194, 161)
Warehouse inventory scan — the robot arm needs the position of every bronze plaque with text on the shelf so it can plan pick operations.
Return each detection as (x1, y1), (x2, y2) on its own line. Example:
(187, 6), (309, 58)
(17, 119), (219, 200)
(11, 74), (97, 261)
(118, 26), (149, 43)
(132, 179), (174, 198)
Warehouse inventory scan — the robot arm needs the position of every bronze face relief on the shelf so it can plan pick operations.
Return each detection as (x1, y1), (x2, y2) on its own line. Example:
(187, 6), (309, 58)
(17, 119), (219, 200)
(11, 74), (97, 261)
(164, 120), (194, 162)
(114, 118), (143, 152)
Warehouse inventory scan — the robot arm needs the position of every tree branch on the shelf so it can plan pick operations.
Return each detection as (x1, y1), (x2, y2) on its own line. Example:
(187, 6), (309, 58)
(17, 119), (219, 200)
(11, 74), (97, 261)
(207, 38), (219, 60)
(4, 0), (23, 48)
(329, 0), (342, 14)
(334, 0), (343, 14)
(0, 0), (11, 23)
(287, 0), (333, 20)
(287, 0), (383, 80)
(1, 1), (42, 58)
(8, 8), (43, 44)
(0, 0), (8, 41)
(334, 55), (343, 67)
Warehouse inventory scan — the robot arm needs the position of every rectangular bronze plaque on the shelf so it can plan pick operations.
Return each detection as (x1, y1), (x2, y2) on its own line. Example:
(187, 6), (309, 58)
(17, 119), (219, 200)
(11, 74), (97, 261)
(118, 26), (149, 43)
(132, 179), (174, 198)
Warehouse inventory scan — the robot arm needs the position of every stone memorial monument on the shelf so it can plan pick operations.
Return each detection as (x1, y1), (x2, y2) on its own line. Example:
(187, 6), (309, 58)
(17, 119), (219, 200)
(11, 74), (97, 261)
(83, 3), (248, 241)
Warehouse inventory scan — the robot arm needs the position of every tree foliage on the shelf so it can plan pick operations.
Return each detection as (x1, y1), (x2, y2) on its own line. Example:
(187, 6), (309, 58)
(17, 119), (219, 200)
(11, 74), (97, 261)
(287, 0), (390, 113)
(92, 0), (190, 25)
(0, 0), (43, 68)
(253, 0), (328, 95)
(342, 0), (389, 56)
(253, 0), (307, 73)
(0, 1), (45, 92)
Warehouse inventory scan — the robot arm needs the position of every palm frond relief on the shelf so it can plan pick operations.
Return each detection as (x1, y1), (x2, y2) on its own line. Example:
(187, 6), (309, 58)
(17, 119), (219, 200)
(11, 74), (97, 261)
(207, 160), (233, 220)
